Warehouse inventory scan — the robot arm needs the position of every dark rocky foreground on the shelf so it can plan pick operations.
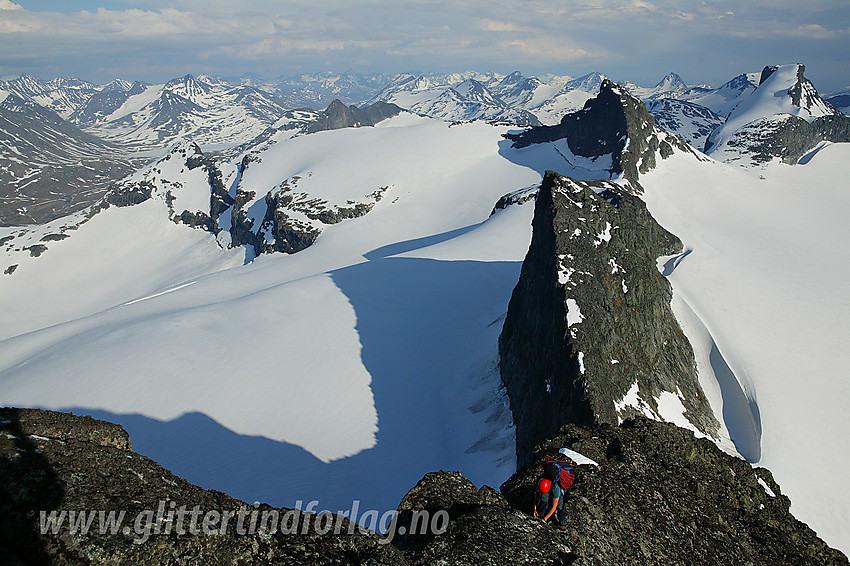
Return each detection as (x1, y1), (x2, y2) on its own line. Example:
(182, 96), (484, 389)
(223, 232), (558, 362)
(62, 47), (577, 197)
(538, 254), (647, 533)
(2, 408), (846, 565)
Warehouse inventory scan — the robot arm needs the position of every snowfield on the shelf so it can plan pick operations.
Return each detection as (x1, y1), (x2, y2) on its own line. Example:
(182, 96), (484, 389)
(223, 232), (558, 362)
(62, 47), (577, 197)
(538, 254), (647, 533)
(0, 107), (848, 555)
(0, 115), (568, 523)
(641, 142), (850, 552)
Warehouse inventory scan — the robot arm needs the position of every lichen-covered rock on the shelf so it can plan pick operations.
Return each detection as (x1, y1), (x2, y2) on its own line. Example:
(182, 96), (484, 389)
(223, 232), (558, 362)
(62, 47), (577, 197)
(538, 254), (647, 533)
(499, 171), (719, 467)
(0, 408), (405, 565)
(397, 471), (508, 516)
(501, 417), (848, 566)
(3, 408), (130, 450)
(392, 471), (577, 564)
(391, 471), (508, 553)
(413, 506), (578, 566)
(3, 409), (845, 565)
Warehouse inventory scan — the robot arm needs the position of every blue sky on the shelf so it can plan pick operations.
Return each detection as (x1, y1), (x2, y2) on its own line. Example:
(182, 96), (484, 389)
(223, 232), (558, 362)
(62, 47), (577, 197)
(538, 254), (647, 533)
(2, 0), (848, 92)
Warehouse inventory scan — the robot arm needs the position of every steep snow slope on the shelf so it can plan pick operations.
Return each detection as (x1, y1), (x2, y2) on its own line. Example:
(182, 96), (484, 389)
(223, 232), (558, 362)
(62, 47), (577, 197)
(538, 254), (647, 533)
(641, 143), (850, 553)
(684, 72), (760, 118)
(705, 64), (837, 160)
(0, 115), (573, 524)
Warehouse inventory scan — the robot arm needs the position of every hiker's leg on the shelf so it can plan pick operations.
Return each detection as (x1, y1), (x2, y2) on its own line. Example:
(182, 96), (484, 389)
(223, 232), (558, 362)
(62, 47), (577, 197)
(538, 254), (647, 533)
(557, 495), (567, 526)
(538, 492), (551, 518)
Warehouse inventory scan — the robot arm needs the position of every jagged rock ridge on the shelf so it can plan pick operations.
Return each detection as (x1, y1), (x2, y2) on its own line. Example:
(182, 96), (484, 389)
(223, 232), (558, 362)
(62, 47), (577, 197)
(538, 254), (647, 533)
(4, 409), (845, 565)
(304, 99), (404, 134)
(499, 171), (719, 466)
(499, 417), (848, 565)
(504, 79), (696, 191)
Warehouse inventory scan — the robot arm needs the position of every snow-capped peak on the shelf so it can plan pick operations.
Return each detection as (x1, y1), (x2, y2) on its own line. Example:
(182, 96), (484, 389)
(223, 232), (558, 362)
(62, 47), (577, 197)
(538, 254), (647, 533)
(566, 72), (608, 93)
(705, 63), (837, 155)
(655, 72), (686, 91)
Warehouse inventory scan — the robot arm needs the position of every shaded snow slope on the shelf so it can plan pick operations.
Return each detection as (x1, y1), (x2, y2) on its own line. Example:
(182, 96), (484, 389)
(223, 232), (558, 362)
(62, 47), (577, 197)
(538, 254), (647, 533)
(641, 143), (850, 554)
(0, 116), (577, 526)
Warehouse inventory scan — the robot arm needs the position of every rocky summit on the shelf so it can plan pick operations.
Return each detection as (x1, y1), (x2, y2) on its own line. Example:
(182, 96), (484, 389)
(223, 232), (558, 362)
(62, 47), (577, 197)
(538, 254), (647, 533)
(499, 171), (719, 467)
(304, 99), (404, 134)
(504, 79), (697, 192)
(3, 408), (845, 565)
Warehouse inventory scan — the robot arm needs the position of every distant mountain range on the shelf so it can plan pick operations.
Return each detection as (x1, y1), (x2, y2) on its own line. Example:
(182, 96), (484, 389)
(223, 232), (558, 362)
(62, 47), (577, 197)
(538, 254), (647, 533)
(1, 66), (848, 224)
(0, 91), (135, 225)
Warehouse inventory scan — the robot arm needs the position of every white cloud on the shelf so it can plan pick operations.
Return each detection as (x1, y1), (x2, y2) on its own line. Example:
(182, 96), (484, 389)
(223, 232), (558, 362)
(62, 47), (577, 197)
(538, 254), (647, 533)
(0, 0), (847, 92)
(477, 19), (518, 32)
(500, 38), (591, 61)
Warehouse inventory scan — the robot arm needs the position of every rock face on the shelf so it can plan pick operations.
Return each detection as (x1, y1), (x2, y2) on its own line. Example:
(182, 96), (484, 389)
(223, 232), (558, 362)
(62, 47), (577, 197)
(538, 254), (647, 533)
(103, 141), (232, 234)
(228, 162), (388, 256)
(500, 417), (848, 566)
(710, 112), (850, 165)
(499, 171), (719, 467)
(2, 409), (846, 565)
(305, 99), (404, 134)
(504, 79), (694, 191)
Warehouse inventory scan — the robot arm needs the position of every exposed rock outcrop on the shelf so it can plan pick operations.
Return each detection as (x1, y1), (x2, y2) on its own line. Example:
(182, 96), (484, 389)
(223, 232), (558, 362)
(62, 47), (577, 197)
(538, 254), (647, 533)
(500, 417), (848, 566)
(504, 80), (696, 191)
(0, 408), (404, 565)
(3, 409), (846, 565)
(647, 98), (724, 150)
(499, 171), (719, 467)
(228, 166), (389, 256)
(102, 142), (230, 232)
(305, 99), (404, 134)
(709, 113), (850, 165)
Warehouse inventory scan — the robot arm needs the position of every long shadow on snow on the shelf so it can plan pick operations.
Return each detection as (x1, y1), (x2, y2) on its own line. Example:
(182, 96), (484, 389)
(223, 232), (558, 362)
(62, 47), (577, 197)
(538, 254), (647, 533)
(64, 256), (521, 522)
